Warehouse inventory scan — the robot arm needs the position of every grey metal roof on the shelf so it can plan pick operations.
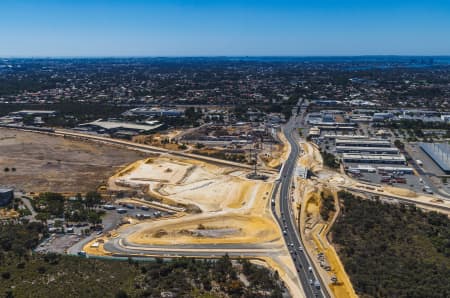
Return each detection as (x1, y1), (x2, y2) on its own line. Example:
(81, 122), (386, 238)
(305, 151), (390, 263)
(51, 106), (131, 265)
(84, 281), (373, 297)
(419, 142), (450, 172)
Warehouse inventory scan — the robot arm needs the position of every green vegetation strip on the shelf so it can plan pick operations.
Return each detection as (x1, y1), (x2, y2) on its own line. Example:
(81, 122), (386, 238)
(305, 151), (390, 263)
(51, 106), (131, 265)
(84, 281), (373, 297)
(332, 191), (450, 298)
(0, 223), (284, 298)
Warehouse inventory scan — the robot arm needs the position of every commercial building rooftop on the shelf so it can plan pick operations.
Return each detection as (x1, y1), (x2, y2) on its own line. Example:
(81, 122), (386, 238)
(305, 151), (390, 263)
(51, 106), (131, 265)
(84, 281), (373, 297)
(124, 107), (184, 117)
(336, 146), (399, 154)
(80, 120), (163, 132)
(419, 142), (450, 173)
(377, 166), (414, 173)
(308, 127), (320, 137)
(336, 139), (391, 147)
(10, 110), (57, 116)
(323, 134), (369, 140)
(342, 153), (406, 164)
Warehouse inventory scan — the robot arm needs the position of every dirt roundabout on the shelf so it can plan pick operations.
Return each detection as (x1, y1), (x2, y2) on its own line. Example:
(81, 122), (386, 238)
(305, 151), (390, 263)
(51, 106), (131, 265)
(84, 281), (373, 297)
(127, 213), (280, 245)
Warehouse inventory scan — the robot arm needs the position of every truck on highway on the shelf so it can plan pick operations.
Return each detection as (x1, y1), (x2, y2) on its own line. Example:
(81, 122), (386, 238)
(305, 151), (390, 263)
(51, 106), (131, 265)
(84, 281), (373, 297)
(314, 280), (321, 289)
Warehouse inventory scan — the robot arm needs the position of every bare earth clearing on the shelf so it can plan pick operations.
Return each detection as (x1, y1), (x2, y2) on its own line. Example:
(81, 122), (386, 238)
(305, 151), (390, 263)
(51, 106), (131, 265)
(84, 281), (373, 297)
(0, 128), (146, 193)
(108, 156), (279, 245)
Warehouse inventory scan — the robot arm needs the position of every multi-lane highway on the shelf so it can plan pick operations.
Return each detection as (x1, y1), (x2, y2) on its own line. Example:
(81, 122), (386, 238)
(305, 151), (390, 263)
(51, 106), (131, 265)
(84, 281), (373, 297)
(271, 102), (329, 298)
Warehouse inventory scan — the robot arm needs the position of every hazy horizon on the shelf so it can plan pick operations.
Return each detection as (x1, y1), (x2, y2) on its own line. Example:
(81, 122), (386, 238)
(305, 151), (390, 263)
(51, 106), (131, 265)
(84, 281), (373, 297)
(2, 55), (450, 59)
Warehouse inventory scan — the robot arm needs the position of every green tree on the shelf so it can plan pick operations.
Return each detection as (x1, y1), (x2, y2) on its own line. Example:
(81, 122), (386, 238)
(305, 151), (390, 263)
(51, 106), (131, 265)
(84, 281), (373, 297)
(87, 211), (102, 225)
(35, 213), (49, 226)
(85, 191), (102, 209)
(394, 139), (405, 150)
(195, 143), (205, 149)
(115, 290), (128, 298)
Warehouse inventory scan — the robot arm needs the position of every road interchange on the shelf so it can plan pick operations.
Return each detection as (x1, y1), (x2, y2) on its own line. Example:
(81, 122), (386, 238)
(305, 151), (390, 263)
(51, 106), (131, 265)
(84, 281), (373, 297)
(91, 101), (331, 298)
(10, 102), (450, 298)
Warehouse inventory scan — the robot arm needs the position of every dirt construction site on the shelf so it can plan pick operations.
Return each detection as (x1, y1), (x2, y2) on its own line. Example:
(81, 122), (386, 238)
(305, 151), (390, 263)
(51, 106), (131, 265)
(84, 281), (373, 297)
(0, 128), (146, 193)
(83, 147), (304, 296)
(0, 127), (303, 296)
(105, 156), (280, 245)
(5, 125), (450, 298)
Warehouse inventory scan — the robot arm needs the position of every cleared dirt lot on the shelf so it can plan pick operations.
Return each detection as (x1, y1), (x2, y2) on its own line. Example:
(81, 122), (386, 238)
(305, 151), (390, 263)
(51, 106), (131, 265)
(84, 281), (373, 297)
(112, 157), (273, 213)
(103, 155), (280, 246)
(0, 128), (147, 193)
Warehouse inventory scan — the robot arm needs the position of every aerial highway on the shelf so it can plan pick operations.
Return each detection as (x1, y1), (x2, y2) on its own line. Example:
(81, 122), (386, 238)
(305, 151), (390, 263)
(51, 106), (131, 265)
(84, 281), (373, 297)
(4, 106), (330, 297)
(271, 101), (330, 298)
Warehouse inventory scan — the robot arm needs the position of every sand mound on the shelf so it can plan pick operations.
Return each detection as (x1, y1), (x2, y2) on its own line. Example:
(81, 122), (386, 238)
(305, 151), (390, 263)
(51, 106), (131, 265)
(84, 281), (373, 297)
(124, 158), (191, 184)
(384, 186), (417, 198)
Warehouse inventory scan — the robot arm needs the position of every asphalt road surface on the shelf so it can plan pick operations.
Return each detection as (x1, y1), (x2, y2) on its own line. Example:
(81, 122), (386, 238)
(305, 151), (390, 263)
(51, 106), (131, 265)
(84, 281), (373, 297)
(270, 101), (329, 298)
(103, 238), (285, 258)
(402, 148), (450, 200)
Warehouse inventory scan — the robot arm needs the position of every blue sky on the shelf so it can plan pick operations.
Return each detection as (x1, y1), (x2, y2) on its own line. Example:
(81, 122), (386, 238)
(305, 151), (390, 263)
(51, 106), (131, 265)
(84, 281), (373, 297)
(1, 0), (449, 57)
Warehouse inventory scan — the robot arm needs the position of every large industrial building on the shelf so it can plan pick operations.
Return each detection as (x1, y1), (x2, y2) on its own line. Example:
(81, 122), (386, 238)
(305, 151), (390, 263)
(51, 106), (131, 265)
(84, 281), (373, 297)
(336, 146), (399, 155)
(123, 107), (184, 117)
(342, 153), (406, 165)
(335, 139), (391, 148)
(0, 188), (14, 207)
(323, 134), (368, 140)
(317, 125), (356, 132)
(79, 120), (164, 138)
(419, 142), (450, 174)
(347, 165), (414, 174)
(377, 166), (414, 174)
(10, 110), (57, 117)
